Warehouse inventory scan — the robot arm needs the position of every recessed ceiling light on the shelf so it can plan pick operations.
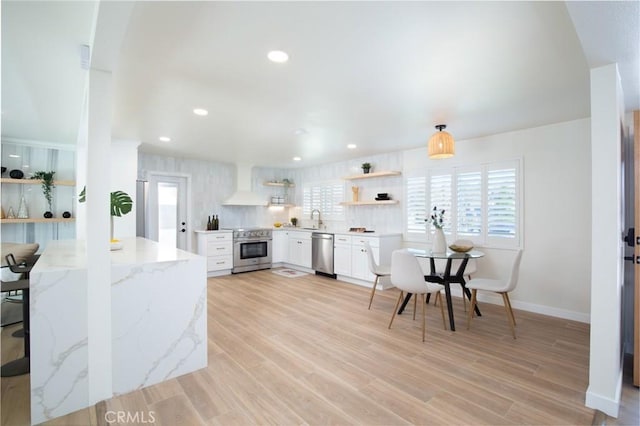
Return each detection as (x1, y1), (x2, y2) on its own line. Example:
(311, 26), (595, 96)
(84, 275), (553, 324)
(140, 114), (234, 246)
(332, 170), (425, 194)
(347, 144), (357, 149)
(193, 108), (208, 116)
(159, 136), (171, 142)
(9, 154), (20, 158)
(293, 156), (302, 161)
(268, 50), (289, 63)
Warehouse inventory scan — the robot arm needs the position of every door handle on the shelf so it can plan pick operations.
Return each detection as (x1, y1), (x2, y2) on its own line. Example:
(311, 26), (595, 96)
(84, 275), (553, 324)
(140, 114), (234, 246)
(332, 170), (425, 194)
(623, 228), (635, 247)
(624, 255), (640, 264)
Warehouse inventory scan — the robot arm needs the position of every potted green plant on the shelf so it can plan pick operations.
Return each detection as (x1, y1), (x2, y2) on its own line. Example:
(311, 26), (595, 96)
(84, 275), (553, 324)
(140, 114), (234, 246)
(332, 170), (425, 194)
(290, 217), (298, 227)
(79, 186), (133, 241)
(361, 162), (372, 174)
(31, 171), (55, 217)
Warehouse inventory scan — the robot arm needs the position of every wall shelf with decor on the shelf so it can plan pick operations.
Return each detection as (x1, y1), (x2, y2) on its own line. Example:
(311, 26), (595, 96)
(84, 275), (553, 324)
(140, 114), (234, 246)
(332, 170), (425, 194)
(0, 178), (76, 186)
(268, 203), (296, 208)
(340, 200), (399, 206)
(1, 218), (75, 224)
(263, 181), (295, 187)
(264, 179), (295, 207)
(342, 170), (401, 180)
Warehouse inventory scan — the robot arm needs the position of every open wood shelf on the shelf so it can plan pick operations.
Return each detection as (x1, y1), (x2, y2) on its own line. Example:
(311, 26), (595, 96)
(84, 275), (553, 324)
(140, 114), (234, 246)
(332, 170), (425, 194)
(263, 181), (295, 187)
(343, 170), (401, 180)
(0, 178), (76, 186)
(1, 218), (76, 224)
(340, 200), (399, 206)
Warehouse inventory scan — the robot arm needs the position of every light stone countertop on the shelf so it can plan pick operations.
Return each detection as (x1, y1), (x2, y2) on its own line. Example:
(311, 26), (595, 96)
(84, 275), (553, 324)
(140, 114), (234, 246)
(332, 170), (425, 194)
(271, 227), (402, 237)
(32, 237), (201, 273)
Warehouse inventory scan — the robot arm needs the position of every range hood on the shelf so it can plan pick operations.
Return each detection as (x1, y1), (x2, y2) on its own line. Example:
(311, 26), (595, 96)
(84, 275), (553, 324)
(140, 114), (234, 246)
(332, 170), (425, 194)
(223, 164), (267, 206)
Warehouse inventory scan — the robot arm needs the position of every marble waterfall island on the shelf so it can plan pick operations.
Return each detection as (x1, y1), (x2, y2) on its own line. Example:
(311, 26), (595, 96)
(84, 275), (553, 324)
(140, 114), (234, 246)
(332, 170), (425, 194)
(30, 238), (207, 424)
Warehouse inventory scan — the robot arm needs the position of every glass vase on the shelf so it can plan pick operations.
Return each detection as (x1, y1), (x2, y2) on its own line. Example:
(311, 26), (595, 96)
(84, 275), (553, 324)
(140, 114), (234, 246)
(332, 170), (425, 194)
(17, 195), (29, 219)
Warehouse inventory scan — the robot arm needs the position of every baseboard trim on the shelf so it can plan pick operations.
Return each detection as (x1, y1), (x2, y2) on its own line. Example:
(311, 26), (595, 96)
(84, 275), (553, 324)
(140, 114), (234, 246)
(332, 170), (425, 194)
(449, 288), (591, 323)
(585, 369), (622, 418)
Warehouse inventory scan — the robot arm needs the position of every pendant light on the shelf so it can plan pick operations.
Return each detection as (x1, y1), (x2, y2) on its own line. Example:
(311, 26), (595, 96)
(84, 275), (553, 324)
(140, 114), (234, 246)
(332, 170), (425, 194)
(427, 124), (455, 159)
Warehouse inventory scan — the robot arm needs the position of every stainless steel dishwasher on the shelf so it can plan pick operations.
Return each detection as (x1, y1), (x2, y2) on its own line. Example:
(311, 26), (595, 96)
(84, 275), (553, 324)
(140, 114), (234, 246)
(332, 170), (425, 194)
(311, 232), (336, 278)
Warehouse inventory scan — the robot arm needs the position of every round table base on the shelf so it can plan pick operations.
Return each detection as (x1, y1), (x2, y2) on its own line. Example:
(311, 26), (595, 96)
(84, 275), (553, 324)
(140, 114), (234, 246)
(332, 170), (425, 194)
(1, 357), (29, 377)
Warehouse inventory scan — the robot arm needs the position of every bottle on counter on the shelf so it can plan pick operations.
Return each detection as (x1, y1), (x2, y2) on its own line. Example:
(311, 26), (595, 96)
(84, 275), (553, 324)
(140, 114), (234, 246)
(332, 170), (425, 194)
(207, 216), (212, 231)
(213, 214), (219, 230)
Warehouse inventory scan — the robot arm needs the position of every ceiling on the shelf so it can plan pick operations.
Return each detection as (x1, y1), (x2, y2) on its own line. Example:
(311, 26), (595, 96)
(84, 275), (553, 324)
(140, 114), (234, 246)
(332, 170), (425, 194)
(2, 1), (638, 169)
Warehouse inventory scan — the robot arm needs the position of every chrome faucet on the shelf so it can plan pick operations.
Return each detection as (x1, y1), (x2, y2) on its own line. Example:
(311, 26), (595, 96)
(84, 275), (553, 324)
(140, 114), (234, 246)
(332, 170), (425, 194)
(310, 209), (322, 229)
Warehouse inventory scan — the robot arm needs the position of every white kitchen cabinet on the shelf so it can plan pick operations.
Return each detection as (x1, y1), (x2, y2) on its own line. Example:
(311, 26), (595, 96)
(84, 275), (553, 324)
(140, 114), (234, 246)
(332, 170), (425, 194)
(334, 233), (402, 290)
(195, 230), (233, 276)
(272, 230), (288, 263)
(333, 234), (352, 276)
(350, 236), (379, 281)
(287, 230), (312, 269)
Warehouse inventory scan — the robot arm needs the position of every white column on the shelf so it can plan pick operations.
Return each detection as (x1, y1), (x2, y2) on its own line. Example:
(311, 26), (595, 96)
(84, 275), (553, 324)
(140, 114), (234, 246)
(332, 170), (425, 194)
(586, 63), (624, 417)
(86, 67), (113, 405)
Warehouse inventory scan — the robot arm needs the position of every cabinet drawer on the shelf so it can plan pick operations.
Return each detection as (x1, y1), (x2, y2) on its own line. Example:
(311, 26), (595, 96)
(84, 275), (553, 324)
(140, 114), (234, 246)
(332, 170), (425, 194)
(207, 242), (232, 255)
(334, 235), (352, 245)
(206, 233), (232, 242)
(207, 255), (233, 271)
(352, 236), (379, 248)
(288, 231), (311, 240)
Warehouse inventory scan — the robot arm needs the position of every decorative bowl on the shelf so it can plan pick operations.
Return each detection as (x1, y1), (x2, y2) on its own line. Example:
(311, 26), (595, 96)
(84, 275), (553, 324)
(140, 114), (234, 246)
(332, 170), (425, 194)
(449, 239), (474, 253)
(274, 222), (282, 228)
(449, 245), (473, 253)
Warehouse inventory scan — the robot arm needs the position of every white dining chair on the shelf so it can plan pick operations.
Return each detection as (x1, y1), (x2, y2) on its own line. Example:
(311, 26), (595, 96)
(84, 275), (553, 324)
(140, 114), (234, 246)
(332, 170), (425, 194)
(364, 241), (390, 309)
(466, 249), (523, 339)
(389, 250), (447, 342)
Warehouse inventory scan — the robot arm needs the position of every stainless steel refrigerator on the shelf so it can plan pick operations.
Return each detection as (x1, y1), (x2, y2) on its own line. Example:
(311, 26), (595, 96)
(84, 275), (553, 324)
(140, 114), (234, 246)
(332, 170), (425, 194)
(136, 180), (149, 238)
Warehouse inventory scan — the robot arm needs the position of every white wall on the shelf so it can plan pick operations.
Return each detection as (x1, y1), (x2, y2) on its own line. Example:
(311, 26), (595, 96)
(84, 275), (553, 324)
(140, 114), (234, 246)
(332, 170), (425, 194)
(404, 118), (592, 321)
(585, 63), (624, 417)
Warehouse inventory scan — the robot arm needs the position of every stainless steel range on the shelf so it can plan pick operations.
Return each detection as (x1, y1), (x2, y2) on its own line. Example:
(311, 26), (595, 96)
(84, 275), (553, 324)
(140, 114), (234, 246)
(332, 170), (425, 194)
(231, 228), (273, 273)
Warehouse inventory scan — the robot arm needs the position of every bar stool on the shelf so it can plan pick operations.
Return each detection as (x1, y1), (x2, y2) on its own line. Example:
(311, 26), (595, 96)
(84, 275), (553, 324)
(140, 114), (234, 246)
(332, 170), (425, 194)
(4, 253), (37, 338)
(1, 278), (30, 376)
(0, 253), (37, 377)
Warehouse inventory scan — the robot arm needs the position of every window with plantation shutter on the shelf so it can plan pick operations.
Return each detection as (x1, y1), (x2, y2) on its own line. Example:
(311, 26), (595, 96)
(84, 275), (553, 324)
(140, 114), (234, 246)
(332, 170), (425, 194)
(303, 180), (344, 220)
(405, 175), (427, 235)
(456, 171), (482, 237)
(429, 173), (452, 233)
(404, 159), (520, 248)
(487, 167), (517, 238)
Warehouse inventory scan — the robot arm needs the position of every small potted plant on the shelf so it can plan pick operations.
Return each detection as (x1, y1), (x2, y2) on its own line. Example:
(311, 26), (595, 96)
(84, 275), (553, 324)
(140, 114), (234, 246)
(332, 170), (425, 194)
(361, 162), (372, 174)
(79, 186), (133, 243)
(31, 171), (55, 218)
(290, 217), (298, 227)
(425, 206), (447, 253)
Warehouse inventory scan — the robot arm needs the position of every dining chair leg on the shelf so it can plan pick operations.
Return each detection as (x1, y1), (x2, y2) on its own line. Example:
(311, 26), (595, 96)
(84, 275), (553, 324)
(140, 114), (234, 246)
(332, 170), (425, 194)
(389, 291), (404, 329)
(421, 293), (426, 342)
(504, 292), (516, 326)
(501, 293), (517, 339)
(413, 294), (417, 321)
(437, 292), (447, 330)
(467, 289), (478, 330)
(368, 275), (379, 310)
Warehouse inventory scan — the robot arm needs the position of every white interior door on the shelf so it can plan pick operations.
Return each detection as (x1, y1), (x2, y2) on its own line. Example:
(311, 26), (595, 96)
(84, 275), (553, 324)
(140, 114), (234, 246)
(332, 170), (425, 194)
(147, 173), (189, 251)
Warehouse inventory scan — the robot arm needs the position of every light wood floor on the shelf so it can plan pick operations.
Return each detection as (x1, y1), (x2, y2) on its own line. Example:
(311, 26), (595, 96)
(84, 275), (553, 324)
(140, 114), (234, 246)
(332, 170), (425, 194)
(2, 270), (638, 425)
